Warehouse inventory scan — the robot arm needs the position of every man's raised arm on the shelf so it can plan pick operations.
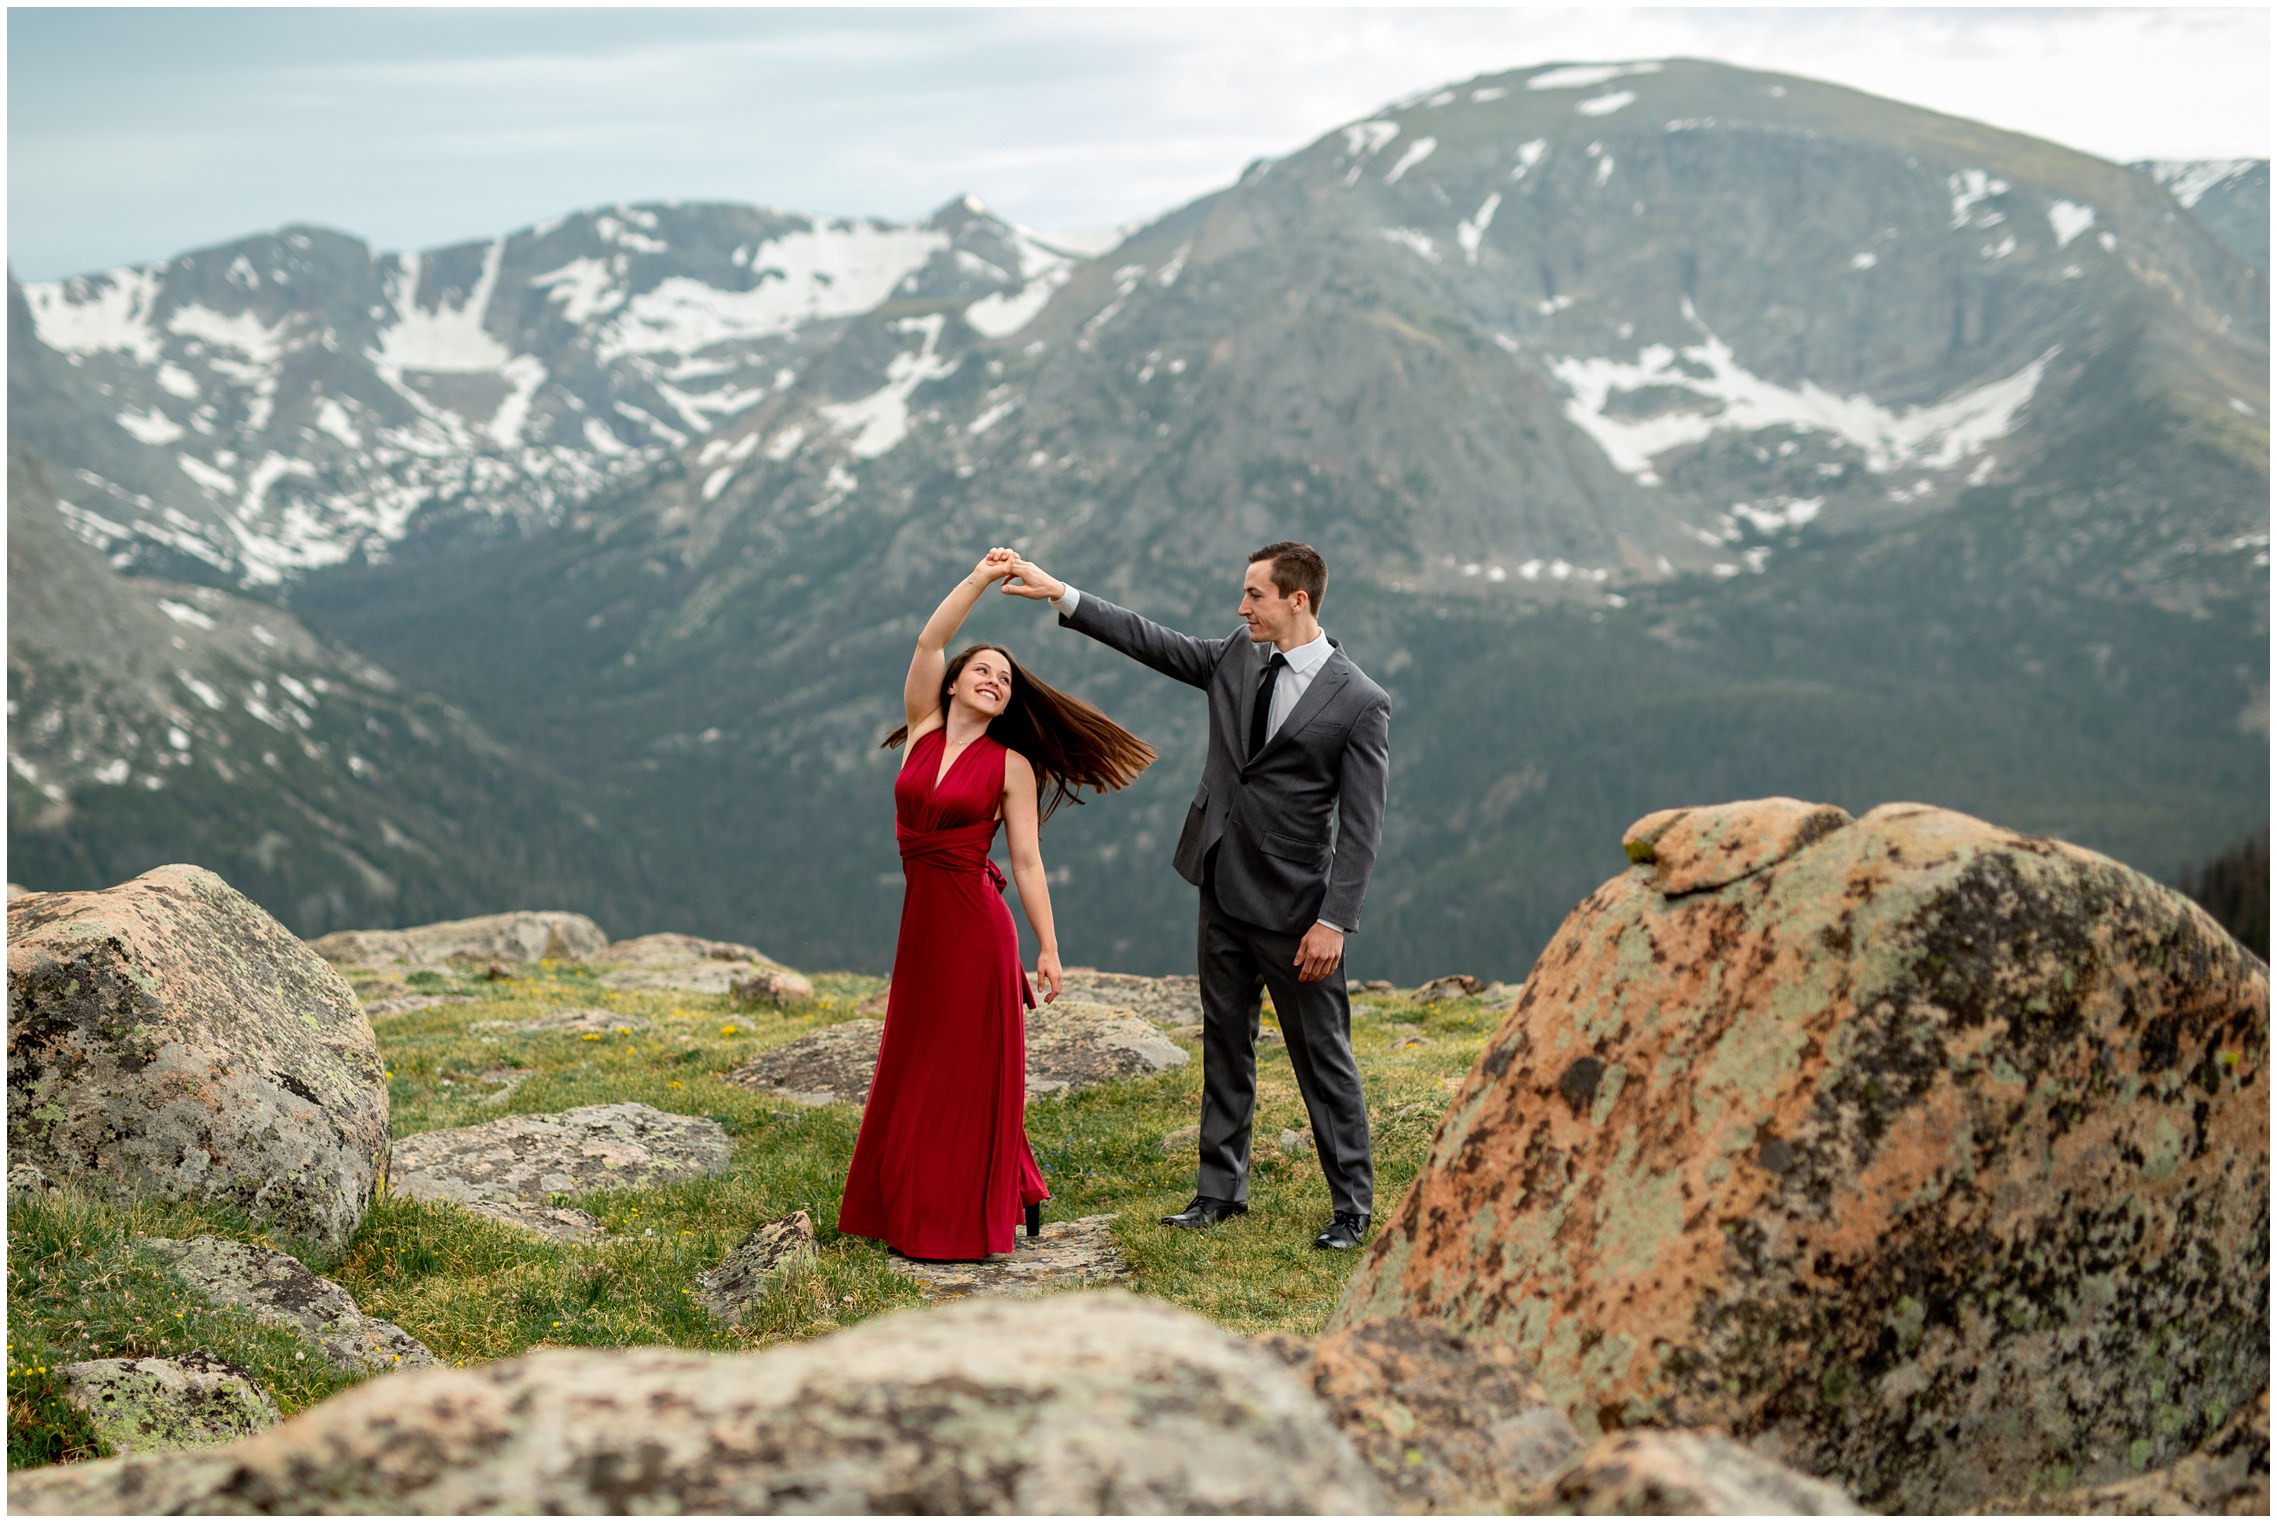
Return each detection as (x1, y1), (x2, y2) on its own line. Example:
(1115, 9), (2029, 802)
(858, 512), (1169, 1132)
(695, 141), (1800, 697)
(1001, 556), (1223, 690)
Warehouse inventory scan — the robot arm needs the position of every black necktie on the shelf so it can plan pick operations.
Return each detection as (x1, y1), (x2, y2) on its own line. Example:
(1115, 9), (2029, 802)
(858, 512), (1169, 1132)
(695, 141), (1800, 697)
(1249, 652), (1288, 759)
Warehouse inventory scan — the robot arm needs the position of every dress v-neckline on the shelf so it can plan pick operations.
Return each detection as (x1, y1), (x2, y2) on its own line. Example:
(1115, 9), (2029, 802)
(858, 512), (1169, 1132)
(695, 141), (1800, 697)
(930, 727), (985, 794)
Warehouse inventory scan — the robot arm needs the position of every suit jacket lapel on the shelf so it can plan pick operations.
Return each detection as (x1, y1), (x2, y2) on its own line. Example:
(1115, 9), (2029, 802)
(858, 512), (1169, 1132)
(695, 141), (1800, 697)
(1235, 645), (1268, 763)
(1245, 652), (1351, 771)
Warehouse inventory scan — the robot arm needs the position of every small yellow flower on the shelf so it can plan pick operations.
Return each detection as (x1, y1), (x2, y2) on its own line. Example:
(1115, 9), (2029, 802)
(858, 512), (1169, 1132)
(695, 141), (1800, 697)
(668, 1080), (684, 1089)
(581, 1033), (601, 1042)
(720, 1024), (739, 1037)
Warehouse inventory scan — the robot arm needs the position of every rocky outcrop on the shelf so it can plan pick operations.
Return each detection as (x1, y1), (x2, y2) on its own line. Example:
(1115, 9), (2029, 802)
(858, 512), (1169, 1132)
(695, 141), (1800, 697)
(1332, 799), (2270, 1512)
(891, 1214), (1131, 1300)
(1530, 1430), (1861, 1514)
(308, 911), (607, 971)
(1264, 1316), (1585, 1513)
(728, 968), (815, 1005)
(601, 932), (774, 966)
(1024, 1000), (1189, 1095)
(592, 931), (809, 998)
(1983, 1389), (2271, 1514)
(1414, 975), (1484, 1002)
(695, 1212), (819, 1322)
(474, 1006), (650, 1035)
(727, 1003), (1185, 1107)
(725, 1019), (886, 1105)
(8, 1292), (1386, 1514)
(389, 1103), (734, 1242)
(58, 1353), (279, 1457)
(140, 1235), (437, 1374)
(7, 865), (389, 1253)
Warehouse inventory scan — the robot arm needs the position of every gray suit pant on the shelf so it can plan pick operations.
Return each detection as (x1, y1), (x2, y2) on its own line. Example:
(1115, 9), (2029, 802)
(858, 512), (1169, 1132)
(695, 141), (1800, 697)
(1195, 860), (1374, 1217)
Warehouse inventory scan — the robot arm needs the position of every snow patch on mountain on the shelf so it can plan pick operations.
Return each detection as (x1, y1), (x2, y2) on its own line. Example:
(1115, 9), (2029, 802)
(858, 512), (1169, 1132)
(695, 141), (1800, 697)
(2047, 200), (2096, 248)
(1457, 194), (1502, 263)
(2139, 158), (2259, 208)
(530, 257), (626, 323)
(1550, 300), (2053, 484)
(117, 408), (185, 445)
(603, 222), (947, 359)
(817, 314), (954, 458)
(967, 264), (1072, 338)
(1384, 137), (1438, 184)
(1528, 62), (1661, 91)
(1576, 91), (1637, 117)
(1379, 228), (1441, 264)
(1948, 170), (2010, 229)
(23, 267), (165, 362)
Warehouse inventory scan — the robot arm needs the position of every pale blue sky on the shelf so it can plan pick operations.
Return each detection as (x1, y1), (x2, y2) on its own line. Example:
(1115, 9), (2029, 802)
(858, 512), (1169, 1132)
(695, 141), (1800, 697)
(9, 6), (2268, 280)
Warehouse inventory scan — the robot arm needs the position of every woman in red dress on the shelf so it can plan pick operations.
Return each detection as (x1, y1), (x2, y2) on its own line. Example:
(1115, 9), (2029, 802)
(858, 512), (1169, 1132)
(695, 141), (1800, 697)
(838, 548), (1154, 1261)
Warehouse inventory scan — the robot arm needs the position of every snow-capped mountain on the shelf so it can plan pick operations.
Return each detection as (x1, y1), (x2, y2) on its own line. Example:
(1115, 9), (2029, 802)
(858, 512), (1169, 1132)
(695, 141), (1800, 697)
(13, 196), (1078, 584)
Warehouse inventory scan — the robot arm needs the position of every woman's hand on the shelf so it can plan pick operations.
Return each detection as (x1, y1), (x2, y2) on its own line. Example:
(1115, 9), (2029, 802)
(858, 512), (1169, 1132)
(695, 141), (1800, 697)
(1035, 948), (1063, 1004)
(971, 547), (1020, 586)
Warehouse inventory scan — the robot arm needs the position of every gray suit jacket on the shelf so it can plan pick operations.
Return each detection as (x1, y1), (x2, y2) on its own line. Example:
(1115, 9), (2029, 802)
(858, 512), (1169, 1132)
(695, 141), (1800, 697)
(1061, 593), (1391, 935)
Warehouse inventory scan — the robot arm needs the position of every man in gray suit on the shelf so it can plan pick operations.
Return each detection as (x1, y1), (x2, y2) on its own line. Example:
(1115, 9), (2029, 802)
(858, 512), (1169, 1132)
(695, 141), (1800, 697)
(1001, 543), (1390, 1251)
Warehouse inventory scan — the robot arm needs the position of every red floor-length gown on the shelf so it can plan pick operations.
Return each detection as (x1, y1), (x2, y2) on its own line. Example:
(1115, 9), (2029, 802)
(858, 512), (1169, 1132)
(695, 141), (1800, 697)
(838, 727), (1050, 1259)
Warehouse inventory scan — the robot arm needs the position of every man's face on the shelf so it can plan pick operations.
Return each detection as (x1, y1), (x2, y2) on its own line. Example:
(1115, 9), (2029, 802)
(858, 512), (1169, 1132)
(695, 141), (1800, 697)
(1239, 560), (1305, 644)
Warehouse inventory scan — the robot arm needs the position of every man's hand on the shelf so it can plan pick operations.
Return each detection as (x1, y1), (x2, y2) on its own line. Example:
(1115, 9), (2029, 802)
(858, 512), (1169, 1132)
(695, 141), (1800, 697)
(1294, 923), (1345, 983)
(1000, 557), (1066, 601)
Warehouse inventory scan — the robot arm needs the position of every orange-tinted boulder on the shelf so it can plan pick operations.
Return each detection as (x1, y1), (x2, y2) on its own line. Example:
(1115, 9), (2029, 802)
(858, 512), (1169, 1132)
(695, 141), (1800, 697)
(1332, 799), (2269, 1512)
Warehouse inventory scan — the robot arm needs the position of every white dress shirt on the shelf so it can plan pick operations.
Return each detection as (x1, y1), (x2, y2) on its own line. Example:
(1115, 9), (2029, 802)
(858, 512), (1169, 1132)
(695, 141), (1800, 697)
(1050, 585), (1346, 935)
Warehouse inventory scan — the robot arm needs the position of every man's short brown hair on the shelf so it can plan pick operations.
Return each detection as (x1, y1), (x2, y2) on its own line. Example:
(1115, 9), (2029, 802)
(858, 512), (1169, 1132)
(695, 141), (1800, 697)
(1249, 541), (1328, 613)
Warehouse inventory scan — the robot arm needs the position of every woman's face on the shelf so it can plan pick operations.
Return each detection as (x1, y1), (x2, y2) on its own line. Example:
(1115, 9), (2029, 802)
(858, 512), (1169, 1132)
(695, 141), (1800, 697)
(951, 649), (1013, 718)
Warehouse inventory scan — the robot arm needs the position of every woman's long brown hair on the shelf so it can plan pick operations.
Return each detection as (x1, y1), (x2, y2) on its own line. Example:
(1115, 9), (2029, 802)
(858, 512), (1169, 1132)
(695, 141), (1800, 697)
(883, 644), (1155, 820)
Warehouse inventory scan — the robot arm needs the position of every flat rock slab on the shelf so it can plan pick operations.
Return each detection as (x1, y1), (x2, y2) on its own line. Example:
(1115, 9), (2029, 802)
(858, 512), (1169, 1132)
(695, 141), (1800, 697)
(1024, 1001), (1189, 1096)
(364, 994), (474, 1020)
(858, 970), (1205, 1027)
(8, 863), (389, 1254)
(725, 1019), (885, 1106)
(60, 1353), (278, 1457)
(889, 1215), (1130, 1301)
(389, 1103), (734, 1242)
(696, 1211), (819, 1322)
(472, 1007), (651, 1036)
(601, 933), (775, 966)
(728, 1004), (1186, 1107)
(309, 911), (607, 972)
(8, 1292), (1386, 1514)
(139, 1235), (436, 1375)
(599, 960), (793, 996)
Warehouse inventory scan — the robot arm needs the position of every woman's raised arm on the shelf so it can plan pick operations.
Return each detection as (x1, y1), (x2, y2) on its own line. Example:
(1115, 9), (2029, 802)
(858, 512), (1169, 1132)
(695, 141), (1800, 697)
(904, 548), (1019, 735)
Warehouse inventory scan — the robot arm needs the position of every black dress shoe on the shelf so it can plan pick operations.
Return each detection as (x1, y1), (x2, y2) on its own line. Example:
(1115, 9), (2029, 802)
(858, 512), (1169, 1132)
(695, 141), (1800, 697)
(1160, 1194), (1249, 1229)
(1313, 1210), (1370, 1251)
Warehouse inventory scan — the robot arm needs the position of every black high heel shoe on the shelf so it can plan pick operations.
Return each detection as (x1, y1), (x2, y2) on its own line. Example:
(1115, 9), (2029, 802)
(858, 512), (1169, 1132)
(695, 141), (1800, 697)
(1025, 1201), (1042, 1238)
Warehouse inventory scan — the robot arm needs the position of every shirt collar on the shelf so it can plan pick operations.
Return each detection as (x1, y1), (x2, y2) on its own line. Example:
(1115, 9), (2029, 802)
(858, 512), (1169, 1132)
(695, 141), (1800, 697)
(1275, 628), (1335, 676)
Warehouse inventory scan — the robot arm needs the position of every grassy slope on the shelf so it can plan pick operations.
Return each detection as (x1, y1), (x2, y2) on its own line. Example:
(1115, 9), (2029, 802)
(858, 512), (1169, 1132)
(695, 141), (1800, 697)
(6, 961), (1501, 1470)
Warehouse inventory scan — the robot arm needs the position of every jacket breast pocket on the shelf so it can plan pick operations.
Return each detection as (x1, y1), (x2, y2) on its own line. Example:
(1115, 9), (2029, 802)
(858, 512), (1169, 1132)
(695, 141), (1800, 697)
(1261, 828), (1329, 867)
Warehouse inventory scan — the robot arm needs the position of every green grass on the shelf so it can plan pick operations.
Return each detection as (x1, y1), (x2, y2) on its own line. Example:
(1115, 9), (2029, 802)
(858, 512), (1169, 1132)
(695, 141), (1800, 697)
(6, 962), (1501, 1469)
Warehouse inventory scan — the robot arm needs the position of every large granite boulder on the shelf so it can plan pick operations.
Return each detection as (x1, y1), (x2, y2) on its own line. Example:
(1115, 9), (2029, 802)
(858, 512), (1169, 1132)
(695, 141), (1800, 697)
(9, 1291), (1387, 1514)
(7, 866), (389, 1253)
(592, 930), (810, 998)
(1332, 799), (2270, 1512)
(389, 1102), (735, 1242)
(140, 1236), (437, 1374)
(308, 910), (607, 971)
(1259, 1316), (1585, 1512)
(1983, 1389), (2270, 1514)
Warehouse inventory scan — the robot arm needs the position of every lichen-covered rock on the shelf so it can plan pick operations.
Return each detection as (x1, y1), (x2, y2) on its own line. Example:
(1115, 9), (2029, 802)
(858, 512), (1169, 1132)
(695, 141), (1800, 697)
(728, 968), (815, 1006)
(8, 1291), (1388, 1514)
(58, 1352), (279, 1457)
(1270, 1316), (1585, 1513)
(474, 1006), (650, 1035)
(7, 864), (389, 1253)
(891, 1214), (1131, 1301)
(695, 1211), (819, 1322)
(1414, 974), (1484, 1002)
(1332, 799), (2270, 1512)
(308, 911), (607, 972)
(1982, 1389), (2270, 1515)
(140, 1235), (437, 1374)
(1530, 1429), (1861, 1514)
(1621, 796), (1853, 893)
(725, 1019), (886, 1105)
(1024, 1000), (1189, 1095)
(390, 1102), (734, 1241)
